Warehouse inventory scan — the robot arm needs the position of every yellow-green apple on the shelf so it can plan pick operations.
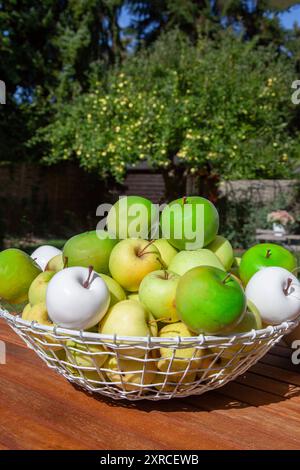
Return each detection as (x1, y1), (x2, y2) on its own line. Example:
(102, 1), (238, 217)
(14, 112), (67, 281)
(106, 195), (158, 239)
(127, 293), (139, 301)
(230, 256), (241, 278)
(46, 266), (110, 330)
(100, 299), (158, 357)
(104, 355), (157, 391)
(155, 371), (197, 392)
(31, 245), (62, 271)
(153, 239), (178, 268)
(63, 230), (117, 275)
(22, 302), (51, 324)
(99, 273), (126, 308)
(206, 235), (234, 270)
(157, 322), (204, 375)
(109, 239), (162, 291)
(22, 302), (62, 350)
(176, 266), (246, 335)
(0, 248), (41, 304)
(168, 249), (225, 276)
(139, 270), (180, 322)
(239, 243), (297, 286)
(161, 196), (219, 250)
(66, 340), (108, 370)
(28, 271), (55, 305)
(211, 300), (262, 359)
(245, 266), (300, 325)
(45, 254), (65, 272)
(22, 303), (32, 319)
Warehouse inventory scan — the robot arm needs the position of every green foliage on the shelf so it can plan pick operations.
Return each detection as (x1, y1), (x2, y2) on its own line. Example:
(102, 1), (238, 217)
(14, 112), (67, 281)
(36, 31), (300, 182)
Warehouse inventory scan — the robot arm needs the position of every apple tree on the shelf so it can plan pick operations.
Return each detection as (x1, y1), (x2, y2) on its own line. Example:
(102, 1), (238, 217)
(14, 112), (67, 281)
(36, 31), (300, 199)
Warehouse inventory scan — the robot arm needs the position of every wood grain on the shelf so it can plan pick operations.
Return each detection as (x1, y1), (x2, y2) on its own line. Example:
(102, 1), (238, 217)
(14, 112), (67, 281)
(1, 319), (300, 450)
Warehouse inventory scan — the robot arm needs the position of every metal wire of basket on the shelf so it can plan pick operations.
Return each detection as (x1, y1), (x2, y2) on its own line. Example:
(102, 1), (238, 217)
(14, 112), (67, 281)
(0, 305), (298, 401)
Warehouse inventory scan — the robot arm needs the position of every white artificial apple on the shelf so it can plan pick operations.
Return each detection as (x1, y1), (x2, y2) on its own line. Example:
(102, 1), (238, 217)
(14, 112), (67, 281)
(168, 248), (225, 276)
(245, 267), (300, 325)
(31, 245), (62, 271)
(46, 266), (110, 330)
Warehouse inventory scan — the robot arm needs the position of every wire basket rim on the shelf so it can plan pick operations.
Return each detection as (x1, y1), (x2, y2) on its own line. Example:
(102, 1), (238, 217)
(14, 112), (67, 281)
(1, 305), (298, 345)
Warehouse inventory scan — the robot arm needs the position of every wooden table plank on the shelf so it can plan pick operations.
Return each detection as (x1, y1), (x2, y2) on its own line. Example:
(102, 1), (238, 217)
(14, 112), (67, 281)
(1, 319), (300, 450)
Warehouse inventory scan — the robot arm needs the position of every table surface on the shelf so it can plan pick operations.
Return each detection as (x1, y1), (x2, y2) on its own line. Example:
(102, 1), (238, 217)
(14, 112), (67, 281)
(1, 319), (300, 450)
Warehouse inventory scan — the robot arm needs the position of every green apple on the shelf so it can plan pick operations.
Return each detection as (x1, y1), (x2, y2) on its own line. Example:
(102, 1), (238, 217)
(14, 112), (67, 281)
(28, 271), (55, 305)
(168, 249), (225, 276)
(100, 299), (158, 357)
(157, 322), (204, 375)
(0, 248), (41, 304)
(104, 355), (157, 391)
(161, 196), (219, 250)
(106, 195), (157, 239)
(176, 266), (246, 335)
(153, 239), (178, 268)
(63, 230), (117, 274)
(239, 243), (297, 286)
(45, 254), (65, 272)
(206, 235), (234, 270)
(109, 239), (162, 291)
(139, 270), (180, 322)
(99, 273), (126, 308)
(66, 340), (108, 369)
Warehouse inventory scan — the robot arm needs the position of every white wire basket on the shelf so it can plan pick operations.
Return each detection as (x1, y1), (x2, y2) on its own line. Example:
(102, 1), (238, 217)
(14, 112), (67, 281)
(0, 304), (298, 401)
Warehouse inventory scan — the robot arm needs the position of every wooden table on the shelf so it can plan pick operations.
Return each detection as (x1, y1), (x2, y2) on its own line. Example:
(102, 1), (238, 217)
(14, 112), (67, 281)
(1, 319), (300, 450)
(255, 229), (300, 251)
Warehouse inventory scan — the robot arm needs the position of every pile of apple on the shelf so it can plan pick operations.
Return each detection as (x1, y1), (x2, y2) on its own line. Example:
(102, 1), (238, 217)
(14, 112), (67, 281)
(0, 195), (300, 391)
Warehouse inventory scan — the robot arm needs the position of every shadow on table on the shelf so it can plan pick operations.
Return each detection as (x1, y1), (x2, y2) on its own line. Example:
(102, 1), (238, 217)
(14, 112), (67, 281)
(72, 370), (300, 414)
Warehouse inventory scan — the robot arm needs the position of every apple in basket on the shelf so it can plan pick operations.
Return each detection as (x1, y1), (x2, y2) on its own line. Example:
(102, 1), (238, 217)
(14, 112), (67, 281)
(22, 302), (63, 351)
(28, 271), (56, 305)
(109, 239), (162, 292)
(99, 299), (158, 357)
(239, 243), (297, 286)
(161, 196), (219, 250)
(31, 245), (62, 271)
(206, 235), (234, 271)
(138, 269), (180, 322)
(0, 248), (41, 304)
(245, 266), (300, 325)
(176, 266), (247, 335)
(152, 239), (178, 268)
(104, 355), (157, 391)
(168, 249), (225, 276)
(106, 195), (158, 239)
(63, 230), (117, 275)
(46, 266), (110, 330)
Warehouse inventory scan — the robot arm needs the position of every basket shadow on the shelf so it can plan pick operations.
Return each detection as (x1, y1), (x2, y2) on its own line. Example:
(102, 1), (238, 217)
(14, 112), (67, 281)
(71, 367), (300, 413)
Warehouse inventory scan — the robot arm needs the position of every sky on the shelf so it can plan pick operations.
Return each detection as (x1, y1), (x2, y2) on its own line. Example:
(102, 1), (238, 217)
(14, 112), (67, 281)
(280, 5), (300, 28)
(119, 5), (300, 30)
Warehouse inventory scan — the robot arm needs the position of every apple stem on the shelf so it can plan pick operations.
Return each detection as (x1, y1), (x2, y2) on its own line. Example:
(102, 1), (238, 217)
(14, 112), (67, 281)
(138, 240), (155, 257)
(63, 256), (68, 269)
(283, 278), (293, 296)
(83, 266), (94, 288)
(222, 273), (232, 284)
(266, 249), (271, 259)
(183, 196), (187, 205)
(156, 255), (168, 272)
